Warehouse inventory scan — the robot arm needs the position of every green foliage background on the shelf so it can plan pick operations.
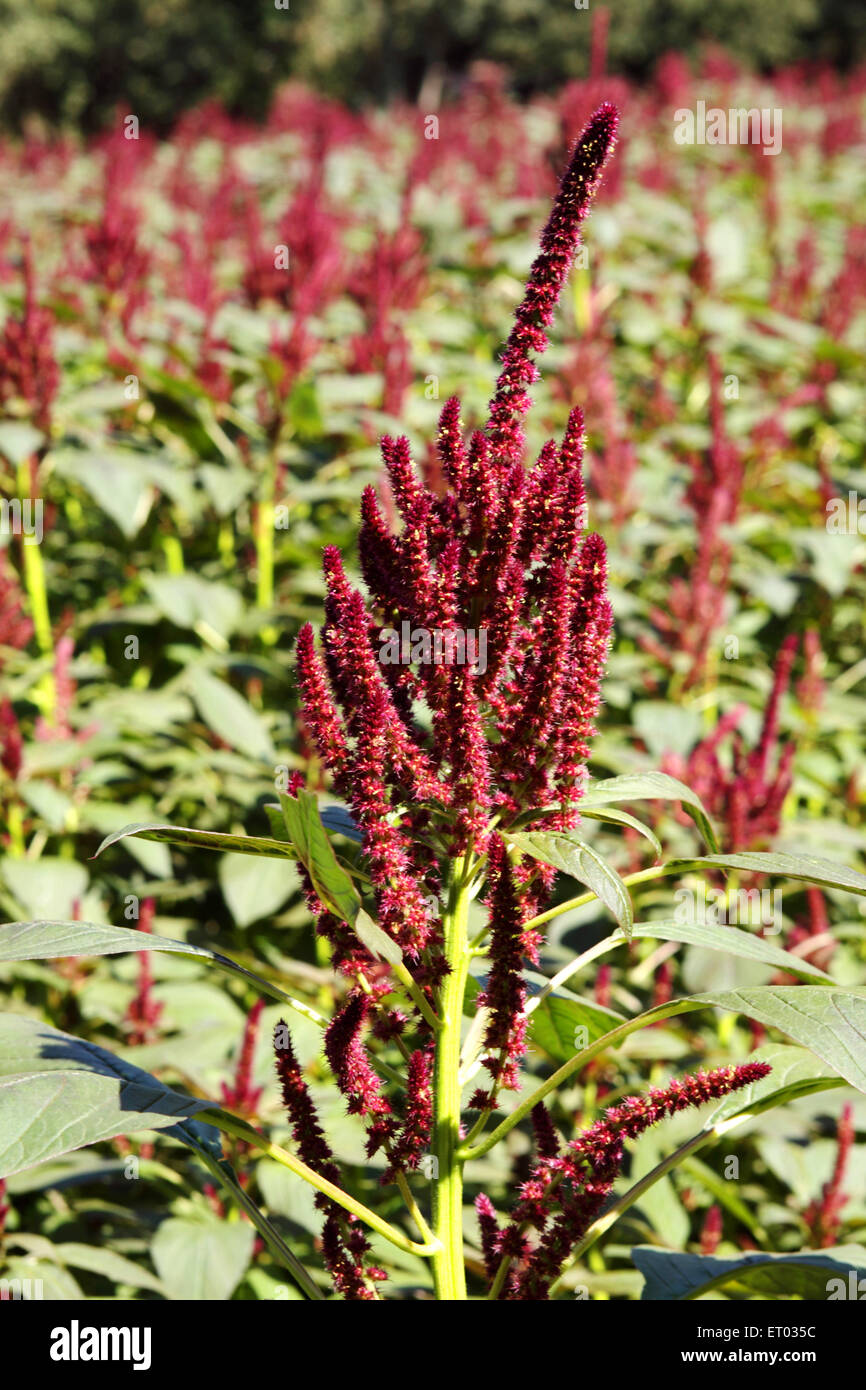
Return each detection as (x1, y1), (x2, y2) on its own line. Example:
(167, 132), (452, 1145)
(1, 0), (865, 133)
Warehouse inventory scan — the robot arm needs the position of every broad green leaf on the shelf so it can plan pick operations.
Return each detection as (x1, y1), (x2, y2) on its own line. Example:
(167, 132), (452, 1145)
(0, 919), (213, 963)
(11, 1237), (165, 1294)
(95, 821), (299, 862)
(582, 772), (719, 853)
(507, 831), (633, 935)
(529, 989), (626, 1065)
(279, 788), (361, 924)
(0, 858), (89, 920)
(589, 987), (866, 1095)
(146, 575), (243, 642)
(580, 806), (663, 858)
(1, 1258), (84, 1300)
(694, 986), (866, 1094)
(187, 666), (274, 761)
(0, 421), (45, 465)
(52, 448), (156, 537)
(626, 918), (832, 984)
(0, 1013), (218, 1179)
(0, 921), (325, 1030)
(632, 1243), (866, 1301)
(151, 1214), (255, 1301)
(673, 850), (866, 899)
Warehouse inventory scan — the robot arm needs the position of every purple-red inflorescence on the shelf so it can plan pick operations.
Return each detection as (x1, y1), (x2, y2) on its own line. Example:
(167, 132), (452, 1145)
(281, 104), (622, 1299)
(221, 999), (266, 1116)
(274, 1019), (382, 1299)
(804, 1102), (856, 1247)
(0, 242), (59, 435)
(124, 898), (163, 1047)
(295, 98), (617, 1010)
(673, 634), (799, 851)
(480, 1061), (771, 1299)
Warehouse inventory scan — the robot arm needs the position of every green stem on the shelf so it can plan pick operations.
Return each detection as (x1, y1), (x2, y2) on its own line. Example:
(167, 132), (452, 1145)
(396, 1172), (435, 1246)
(255, 452), (277, 642)
(202, 1107), (440, 1259)
(521, 865), (678, 935)
(431, 857), (473, 1300)
(18, 460), (54, 717)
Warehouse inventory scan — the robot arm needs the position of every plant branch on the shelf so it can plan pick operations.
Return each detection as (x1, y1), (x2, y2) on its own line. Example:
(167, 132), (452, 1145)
(201, 1107), (441, 1259)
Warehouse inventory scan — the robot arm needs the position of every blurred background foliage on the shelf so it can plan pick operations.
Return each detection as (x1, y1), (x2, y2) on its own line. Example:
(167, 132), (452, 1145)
(1, 0), (866, 133)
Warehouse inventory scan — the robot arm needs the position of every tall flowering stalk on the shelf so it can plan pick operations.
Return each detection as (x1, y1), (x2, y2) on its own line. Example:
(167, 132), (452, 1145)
(282, 103), (621, 1298)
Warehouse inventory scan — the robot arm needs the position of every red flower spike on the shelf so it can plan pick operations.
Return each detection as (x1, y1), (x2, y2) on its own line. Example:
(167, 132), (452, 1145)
(486, 103), (619, 470)
(503, 1062), (771, 1299)
(324, 992), (393, 1119)
(475, 1193), (502, 1280)
(221, 999), (265, 1116)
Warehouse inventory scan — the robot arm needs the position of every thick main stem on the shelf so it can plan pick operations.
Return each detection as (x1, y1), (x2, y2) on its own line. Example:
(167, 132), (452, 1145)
(431, 859), (472, 1300)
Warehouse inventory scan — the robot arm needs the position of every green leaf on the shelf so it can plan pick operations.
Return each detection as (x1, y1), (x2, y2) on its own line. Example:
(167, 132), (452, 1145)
(695, 985), (866, 1093)
(626, 918), (832, 984)
(0, 421), (45, 466)
(353, 908), (403, 966)
(632, 1244), (866, 1301)
(279, 788), (361, 924)
(46, 1241), (164, 1294)
(580, 806), (663, 858)
(151, 1213), (255, 1301)
(506, 831), (633, 935)
(473, 989), (866, 1159)
(146, 575), (243, 642)
(52, 448), (157, 538)
(582, 772), (719, 853)
(528, 989), (626, 1065)
(94, 821), (298, 862)
(0, 921), (325, 1030)
(591, 986), (866, 1095)
(0, 919), (213, 963)
(187, 667), (274, 761)
(218, 853), (300, 928)
(672, 850), (866, 899)
(1, 1258), (84, 1300)
(0, 1013), (218, 1179)
(0, 858), (89, 920)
